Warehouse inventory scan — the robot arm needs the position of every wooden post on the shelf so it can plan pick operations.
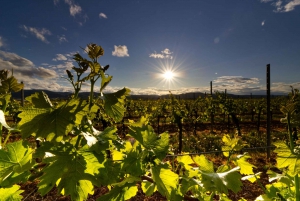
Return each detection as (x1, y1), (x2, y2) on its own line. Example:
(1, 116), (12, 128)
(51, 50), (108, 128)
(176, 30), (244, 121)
(266, 64), (271, 159)
(21, 81), (24, 107)
(210, 81), (214, 133)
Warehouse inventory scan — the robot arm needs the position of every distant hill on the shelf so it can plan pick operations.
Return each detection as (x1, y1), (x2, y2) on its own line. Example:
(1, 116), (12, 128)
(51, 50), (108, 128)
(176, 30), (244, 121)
(11, 90), (286, 101)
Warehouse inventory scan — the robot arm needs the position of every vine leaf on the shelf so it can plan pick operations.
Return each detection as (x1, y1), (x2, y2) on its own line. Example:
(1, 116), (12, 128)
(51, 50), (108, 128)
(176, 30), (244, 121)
(0, 141), (33, 184)
(0, 94), (11, 113)
(141, 180), (157, 196)
(97, 183), (138, 201)
(37, 143), (98, 201)
(18, 99), (87, 142)
(274, 141), (300, 176)
(241, 172), (261, 183)
(234, 153), (256, 175)
(177, 155), (198, 177)
(0, 185), (24, 201)
(128, 117), (169, 160)
(221, 134), (244, 157)
(25, 91), (53, 108)
(119, 141), (145, 176)
(267, 170), (292, 186)
(193, 155), (242, 194)
(151, 164), (182, 200)
(0, 76), (24, 94)
(103, 87), (130, 122)
(100, 70), (112, 92)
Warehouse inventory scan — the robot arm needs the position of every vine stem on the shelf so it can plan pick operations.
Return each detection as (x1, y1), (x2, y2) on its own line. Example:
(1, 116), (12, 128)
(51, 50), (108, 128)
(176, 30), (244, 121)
(0, 124), (2, 148)
(3, 132), (11, 146)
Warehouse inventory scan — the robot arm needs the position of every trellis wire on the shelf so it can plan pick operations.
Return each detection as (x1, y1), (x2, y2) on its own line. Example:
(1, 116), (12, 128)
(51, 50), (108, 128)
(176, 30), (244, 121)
(166, 145), (276, 157)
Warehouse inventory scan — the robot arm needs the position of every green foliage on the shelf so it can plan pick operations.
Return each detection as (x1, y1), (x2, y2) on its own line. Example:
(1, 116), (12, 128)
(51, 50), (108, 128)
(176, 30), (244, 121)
(151, 164), (181, 200)
(128, 116), (169, 161)
(194, 155), (243, 194)
(221, 134), (244, 157)
(36, 142), (100, 201)
(0, 185), (24, 201)
(103, 87), (131, 122)
(97, 183), (138, 201)
(274, 141), (300, 177)
(4, 43), (297, 201)
(18, 97), (89, 142)
(0, 70), (24, 94)
(0, 141), (33, 185)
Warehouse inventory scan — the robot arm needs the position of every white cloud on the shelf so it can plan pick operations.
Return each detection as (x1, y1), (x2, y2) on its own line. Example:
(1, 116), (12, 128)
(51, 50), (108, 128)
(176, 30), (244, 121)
(149, 52), (165, 59)
(55, 0), (82, 17)
(282, 0), (300, 12)
(53, 54), (68, 61)
(112, 45), (129, 57)
(0, 50), (34, 67)
(263, 0), (300, 12)
(261, 20), (265, 26)
(99, 13), (107, 19)
(69, 4), (81, 16)
(0, 50), (58, 81)
(162, 48), (172, 55)
(22, 25), (51, 43)
(64, 0), (82, 17)
(149, 48), (173, 59)
(58, 35), (68, 43)
(214, 76), (259, 84)
(53, 61), (74, 70)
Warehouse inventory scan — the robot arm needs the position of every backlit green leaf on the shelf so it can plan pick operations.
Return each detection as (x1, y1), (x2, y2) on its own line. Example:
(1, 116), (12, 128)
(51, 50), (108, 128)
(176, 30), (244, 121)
(200, 166), (242, 194)
(25, 91), (53, 108)
(235, 153), (255, 175)
(222, 134), (244, 157)
(274, 141), (300, 176)
(128, 118), (169, 160)
(100, 71), (112, 92)
(97, 183), (138, 201)
(18, 99), (87, 142)
(103, 87), (130, 122)
(141, 180), (157, 196)
(0, 141), (33, 184)
(0, 185), (23, 201)
(0, 76), (23, 93)
(151, 164), (181, 200)
(37, 143), (99, 201)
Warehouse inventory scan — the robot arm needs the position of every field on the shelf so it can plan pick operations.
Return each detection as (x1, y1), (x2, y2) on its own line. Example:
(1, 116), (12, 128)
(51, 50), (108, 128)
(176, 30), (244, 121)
(1, 44), (300, 201)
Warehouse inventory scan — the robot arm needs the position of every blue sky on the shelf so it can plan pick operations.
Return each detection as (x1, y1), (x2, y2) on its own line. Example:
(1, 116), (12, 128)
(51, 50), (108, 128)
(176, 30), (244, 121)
(0, 0), (300, 95)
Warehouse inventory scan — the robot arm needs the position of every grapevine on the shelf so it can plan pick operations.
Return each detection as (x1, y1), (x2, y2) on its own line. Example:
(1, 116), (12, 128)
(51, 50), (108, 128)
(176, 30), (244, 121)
(0, 44), (300, 201)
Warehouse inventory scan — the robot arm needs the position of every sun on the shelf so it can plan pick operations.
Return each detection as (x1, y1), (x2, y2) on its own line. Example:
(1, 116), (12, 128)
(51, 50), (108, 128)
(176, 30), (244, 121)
(148, 54), (186, 91)
(163, 70), (175, 80)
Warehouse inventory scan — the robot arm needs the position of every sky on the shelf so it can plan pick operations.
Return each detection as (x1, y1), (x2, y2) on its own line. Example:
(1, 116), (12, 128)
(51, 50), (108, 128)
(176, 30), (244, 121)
(0, 0), (300, 96)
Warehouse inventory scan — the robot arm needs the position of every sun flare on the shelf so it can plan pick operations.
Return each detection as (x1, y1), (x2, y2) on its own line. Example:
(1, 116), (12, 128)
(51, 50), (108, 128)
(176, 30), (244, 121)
(149, 53), (186, 92)
(163, 70), (174, 80)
